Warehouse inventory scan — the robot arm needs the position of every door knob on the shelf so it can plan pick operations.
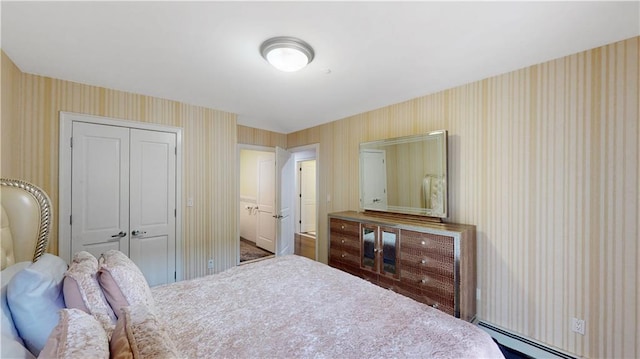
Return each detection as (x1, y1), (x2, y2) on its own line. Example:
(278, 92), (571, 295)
(111, 231), (126, 238)
(131, 230), (147, 236)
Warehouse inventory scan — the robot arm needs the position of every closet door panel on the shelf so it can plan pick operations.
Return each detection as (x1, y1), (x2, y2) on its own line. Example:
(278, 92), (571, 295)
(71, 122), (130, 259)
(129, 129), (176, 287)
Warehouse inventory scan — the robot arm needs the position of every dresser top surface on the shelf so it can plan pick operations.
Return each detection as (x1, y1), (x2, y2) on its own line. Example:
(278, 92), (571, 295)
(329, 211), (475, 234)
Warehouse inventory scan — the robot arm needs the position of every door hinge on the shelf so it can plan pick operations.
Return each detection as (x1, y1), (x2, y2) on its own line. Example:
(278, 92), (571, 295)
(299, 167), (302, 171)
(70, 215), (72, 225)
(70, 137), (73, 148)
(299, 220), (302, 224)
(299, 193), (302, 198)
(174, 272), (177, 280)
(175, 147), (177, 155)
(174, 209), (176, 217)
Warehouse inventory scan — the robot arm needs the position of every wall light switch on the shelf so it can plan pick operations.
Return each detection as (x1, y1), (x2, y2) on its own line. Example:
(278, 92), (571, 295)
(187, 198), (194, 207)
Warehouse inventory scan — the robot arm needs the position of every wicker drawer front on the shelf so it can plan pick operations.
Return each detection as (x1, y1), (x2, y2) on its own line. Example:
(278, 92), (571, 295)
(393, 284), (455, 316)
(399, 252), (454, 278)
(329, 246), (360, 267)
(399, 266), (455, 301)
(400, 230), (454, 278)
(401, 230), (455, 257)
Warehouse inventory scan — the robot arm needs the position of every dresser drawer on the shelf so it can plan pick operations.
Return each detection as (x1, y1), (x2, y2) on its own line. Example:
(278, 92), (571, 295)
(400, 230), (454, 277)
(329, 246), (360, 267)
(330, 235), (360, 251)
(401, 230), (454, 254)
(399, 252), (454, 278)
(330, 218), (360, 249)
(399, 266), (455, 302)
(393, 283), (455, 316)
(330, 218), (359, 235)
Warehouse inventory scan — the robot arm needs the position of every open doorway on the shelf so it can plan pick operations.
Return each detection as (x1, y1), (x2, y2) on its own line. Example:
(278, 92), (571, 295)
(291, 145), (319, 261)
(238, 146), (276, 263)
(237, 144), (316, 264)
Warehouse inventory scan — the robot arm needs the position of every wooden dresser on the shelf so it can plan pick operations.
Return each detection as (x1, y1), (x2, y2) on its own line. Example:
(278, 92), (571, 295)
(328, 210), (476, 322)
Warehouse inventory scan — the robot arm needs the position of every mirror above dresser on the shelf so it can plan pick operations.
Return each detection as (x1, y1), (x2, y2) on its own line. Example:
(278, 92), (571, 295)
(359, 130), (448, 218)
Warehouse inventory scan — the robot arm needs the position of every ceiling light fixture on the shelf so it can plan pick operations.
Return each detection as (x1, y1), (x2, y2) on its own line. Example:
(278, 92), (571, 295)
(260, 36), (314, 72)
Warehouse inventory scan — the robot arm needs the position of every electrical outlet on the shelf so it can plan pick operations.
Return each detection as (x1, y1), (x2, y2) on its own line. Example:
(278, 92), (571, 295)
(187, 198), (194, 207)
(207, 259), (214, 270)
(571, 317), (585, 335)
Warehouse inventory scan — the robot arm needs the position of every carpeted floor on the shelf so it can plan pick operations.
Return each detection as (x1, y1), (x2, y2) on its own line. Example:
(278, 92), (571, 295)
(240, 238), (273, 262)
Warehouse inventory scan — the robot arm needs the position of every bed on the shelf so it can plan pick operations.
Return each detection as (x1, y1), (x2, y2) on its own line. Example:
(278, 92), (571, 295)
(1, 178), (504, 358)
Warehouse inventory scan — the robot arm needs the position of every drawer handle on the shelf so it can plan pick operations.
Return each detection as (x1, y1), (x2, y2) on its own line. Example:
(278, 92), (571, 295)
(420, 278), (430, 284)
(432, 303), (439, 309)
(341, 253), (346, 258)
(420, 259), (428, 264)
(341, 239), (345, 244)
(341, 225), (345, 229)
(421, 240), (426, 246)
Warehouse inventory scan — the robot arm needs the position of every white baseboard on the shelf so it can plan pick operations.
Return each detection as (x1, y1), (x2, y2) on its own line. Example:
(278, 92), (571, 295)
(477, 321), (576, 359)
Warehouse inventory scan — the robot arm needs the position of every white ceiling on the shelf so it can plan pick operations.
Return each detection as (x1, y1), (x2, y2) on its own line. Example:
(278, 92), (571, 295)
(2, 1), (638, 134)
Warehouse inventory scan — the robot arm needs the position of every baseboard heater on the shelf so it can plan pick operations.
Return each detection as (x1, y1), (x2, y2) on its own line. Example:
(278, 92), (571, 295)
(477, 321), (576, 359)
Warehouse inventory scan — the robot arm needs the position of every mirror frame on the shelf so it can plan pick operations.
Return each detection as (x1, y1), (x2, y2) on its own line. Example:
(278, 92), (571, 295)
(359, 130), (448, 218)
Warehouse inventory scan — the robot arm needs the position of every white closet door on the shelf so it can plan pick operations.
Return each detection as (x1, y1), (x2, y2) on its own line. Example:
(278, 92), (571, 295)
(71, 122), (130, 258)
(129, 129), (176, 287)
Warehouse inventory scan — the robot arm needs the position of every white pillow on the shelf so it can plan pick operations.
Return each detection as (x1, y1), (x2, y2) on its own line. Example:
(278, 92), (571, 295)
(7, 254), (67, 356)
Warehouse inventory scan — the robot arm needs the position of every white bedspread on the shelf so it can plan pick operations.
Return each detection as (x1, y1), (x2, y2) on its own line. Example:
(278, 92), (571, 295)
(151, 255), (503, 358)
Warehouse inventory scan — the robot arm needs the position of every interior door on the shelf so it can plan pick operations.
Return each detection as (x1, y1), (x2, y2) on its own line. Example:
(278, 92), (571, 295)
(256, 153), (276, 253)
(299, 160), (316, 233)
(129, 129), (176, 287)
(275, 147), (294, 256)
(360, 149), (388, 210)
(70, 122), (176, 286)
(71, 122), (130, 258)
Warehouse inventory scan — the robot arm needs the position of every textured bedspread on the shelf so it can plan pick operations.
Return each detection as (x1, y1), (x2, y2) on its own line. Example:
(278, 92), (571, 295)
(151, 255), (503, 358)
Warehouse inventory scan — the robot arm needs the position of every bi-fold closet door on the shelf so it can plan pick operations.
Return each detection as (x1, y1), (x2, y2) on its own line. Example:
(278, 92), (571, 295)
(71, 122), (176, 287)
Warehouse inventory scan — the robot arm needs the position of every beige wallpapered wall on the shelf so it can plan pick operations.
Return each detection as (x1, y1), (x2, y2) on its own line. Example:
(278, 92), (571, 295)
(2, 35), (638, 358)
(287, 37), (639, 358)
(237, 124), (287, 148)
(1, 51), (238, 279)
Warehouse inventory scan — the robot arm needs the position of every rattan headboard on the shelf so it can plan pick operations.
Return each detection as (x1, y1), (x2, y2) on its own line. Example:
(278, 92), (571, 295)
(0, 178), (51, 270)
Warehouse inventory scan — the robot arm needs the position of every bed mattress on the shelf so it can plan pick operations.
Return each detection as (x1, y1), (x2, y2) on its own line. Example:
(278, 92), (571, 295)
(151, 255), (503, 358)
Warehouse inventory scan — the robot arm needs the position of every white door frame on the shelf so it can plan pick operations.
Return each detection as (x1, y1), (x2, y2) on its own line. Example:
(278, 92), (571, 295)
(288, 143), (320, 260)
(59, 111), (184, 281)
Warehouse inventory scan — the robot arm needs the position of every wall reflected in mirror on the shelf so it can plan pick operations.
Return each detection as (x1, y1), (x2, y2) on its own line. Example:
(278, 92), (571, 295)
(359, 130), (448, 218)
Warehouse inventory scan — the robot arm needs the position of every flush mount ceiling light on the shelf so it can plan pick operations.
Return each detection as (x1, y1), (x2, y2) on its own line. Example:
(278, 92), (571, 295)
(260, 36), (315, 72)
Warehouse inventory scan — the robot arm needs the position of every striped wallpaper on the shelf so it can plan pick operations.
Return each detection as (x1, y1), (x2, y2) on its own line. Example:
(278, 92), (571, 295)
(287, 37), (639, 358)
(1, 35), (637, 358)
(1, 51), (238, 279)
(237, 124), (287, 148)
